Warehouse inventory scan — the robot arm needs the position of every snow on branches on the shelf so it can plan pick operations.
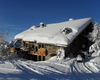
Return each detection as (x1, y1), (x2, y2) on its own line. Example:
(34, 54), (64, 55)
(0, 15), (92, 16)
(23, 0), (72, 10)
(89, 23), (100, 56)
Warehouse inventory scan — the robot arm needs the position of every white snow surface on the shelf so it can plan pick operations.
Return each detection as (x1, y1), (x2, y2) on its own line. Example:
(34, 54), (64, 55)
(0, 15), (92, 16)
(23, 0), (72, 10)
(1, 21), (100, 80)
(14, 18), (94, 46)
(0, 53), (100, 80)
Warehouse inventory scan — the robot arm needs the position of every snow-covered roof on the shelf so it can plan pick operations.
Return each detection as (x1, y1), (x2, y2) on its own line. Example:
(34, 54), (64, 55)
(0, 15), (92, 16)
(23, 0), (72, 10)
(14, 18), (94, 46)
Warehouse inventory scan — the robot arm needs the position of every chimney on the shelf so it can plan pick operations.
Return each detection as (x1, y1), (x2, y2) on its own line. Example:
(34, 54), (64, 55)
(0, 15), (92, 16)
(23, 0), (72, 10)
(40, 22), (46, 28)
(69, 18), (74, 21)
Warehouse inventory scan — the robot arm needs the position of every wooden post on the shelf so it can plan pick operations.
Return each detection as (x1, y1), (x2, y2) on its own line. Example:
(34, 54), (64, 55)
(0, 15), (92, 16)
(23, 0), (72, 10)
(37, 55), (39, 61)
(41, 56), (43, 61)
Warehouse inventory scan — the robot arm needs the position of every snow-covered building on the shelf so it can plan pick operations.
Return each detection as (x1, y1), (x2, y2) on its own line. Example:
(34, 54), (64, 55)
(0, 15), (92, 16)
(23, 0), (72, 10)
(14, 18), (94, 61)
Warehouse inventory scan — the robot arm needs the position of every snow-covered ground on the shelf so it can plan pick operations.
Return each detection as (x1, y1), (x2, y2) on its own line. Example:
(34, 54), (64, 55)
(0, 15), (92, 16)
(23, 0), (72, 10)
(0, 52), (100, 80)
(0, 21), (100, 80)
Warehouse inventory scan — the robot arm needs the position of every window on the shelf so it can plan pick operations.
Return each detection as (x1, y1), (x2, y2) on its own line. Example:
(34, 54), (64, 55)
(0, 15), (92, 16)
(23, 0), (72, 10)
(62, 27), (72, 34)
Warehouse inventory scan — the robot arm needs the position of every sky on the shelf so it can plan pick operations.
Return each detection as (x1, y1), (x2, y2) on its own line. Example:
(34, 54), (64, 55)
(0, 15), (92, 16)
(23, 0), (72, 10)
(0, 0), (100, 41)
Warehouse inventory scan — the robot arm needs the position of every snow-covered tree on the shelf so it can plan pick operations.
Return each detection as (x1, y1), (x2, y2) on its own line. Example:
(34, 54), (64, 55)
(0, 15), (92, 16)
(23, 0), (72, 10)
(89, 23), (100, 56)
(91, 23), (100, 42)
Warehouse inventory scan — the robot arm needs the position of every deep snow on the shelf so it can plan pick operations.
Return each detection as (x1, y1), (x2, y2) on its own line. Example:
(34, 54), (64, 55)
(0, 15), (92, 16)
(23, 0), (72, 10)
(0, 19), (100, 80)
(0, 52), (100, 80)
(14, 18), (94, 46)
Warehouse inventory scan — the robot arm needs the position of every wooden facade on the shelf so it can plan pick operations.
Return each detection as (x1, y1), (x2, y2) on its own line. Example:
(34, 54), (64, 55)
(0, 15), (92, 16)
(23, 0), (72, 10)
(17, 42), (60, 60)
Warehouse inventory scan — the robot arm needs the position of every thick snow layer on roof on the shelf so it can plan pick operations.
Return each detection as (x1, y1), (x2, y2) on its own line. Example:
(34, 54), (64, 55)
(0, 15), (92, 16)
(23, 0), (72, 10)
(14, 18), (94, 46)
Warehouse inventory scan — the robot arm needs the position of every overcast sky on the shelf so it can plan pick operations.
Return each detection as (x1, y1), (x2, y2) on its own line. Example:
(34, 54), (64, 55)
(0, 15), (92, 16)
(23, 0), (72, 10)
(0, 0), (100, 41)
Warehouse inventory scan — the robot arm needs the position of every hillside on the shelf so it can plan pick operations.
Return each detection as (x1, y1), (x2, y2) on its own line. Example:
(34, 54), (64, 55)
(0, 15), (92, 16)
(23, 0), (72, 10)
(0, 23), (100, 80)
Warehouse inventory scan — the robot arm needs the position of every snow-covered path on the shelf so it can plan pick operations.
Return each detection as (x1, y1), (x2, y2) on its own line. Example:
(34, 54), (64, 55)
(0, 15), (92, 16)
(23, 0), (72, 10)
(0, 55), (100, 80)
(71, 61), (100, 80)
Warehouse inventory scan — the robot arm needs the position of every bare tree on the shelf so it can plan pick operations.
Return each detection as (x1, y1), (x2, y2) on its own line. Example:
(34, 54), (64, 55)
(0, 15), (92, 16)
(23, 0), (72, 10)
(0, 30), (9, 58)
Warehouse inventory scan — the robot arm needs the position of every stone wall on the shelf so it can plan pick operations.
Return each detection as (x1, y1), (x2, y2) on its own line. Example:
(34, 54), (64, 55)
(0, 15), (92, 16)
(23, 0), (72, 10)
(22, 42), (61, 60)
(45, 45), (60, 60)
